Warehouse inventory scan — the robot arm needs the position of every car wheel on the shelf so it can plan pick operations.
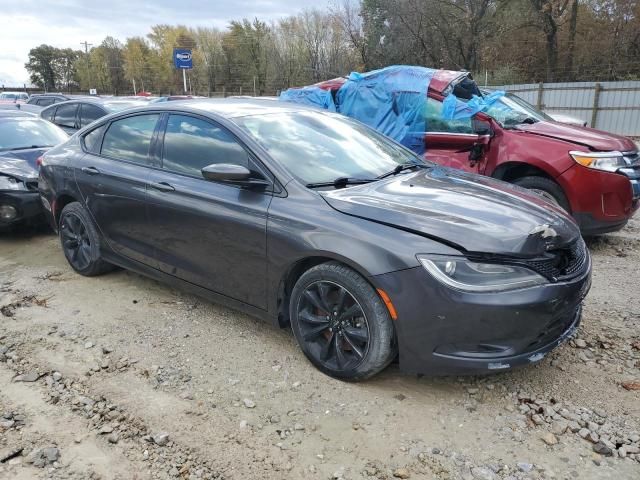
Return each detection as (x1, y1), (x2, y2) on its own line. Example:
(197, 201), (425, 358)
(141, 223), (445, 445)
(289, 262), (396, 380)
(513, 176), (571, 212)
(59, 202), (112, 276)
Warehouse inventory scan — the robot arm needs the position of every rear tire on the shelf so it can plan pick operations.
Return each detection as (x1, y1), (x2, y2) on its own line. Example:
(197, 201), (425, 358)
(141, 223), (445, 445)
(59, 202), (113, 276)
(513, 176), (570, 212)
(289, 262), (396, 381)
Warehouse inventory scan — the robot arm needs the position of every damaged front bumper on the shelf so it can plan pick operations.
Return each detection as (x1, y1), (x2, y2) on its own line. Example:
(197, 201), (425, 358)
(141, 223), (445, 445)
(372, 260), (591, 376)
(0, 191), (44, 230)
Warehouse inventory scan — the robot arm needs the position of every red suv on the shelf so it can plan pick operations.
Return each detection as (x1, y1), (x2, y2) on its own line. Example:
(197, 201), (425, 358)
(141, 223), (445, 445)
(302, 70), (640, 235)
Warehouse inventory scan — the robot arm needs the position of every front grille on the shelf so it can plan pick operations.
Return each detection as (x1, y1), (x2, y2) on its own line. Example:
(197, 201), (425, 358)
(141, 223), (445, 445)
(623, 151), (639, 166)
(524, 239), (588, 281)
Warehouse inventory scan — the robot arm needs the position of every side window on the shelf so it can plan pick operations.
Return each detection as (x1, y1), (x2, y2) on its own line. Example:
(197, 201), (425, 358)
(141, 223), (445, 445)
(162, 114), (248, 177)
(424, 97), (474, 134)
(83, 124), (107, 153)
(37, 98), (55, 107)
(53, 103), (78, 129)
(101, 114), (159, 165)
(41, 106), (56, 122)
(80, 104), (105, 128)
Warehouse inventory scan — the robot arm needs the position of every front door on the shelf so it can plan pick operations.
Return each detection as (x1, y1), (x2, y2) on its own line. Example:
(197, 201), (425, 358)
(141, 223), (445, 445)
(74, 113), (161, 266)
(146, 113), (272, 309)
(423, 97), (487, 174)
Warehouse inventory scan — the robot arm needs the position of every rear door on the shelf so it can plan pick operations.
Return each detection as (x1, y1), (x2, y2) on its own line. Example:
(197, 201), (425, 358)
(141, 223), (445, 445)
(145, 113), (272, 309)
(78, 103), (106, 129)
(74, 113), (161, 266)
(52, 102), (79, 134)
(423, 97), (487, 174)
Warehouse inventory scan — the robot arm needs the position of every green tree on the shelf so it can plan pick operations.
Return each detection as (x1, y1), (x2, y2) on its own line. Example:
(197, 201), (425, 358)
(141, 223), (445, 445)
(25, 45), (59, 90)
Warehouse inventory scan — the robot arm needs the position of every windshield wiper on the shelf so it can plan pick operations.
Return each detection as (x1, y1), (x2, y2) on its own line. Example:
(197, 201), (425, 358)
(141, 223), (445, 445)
(306, 176), (375, 189)
(377, 162), (431, 179)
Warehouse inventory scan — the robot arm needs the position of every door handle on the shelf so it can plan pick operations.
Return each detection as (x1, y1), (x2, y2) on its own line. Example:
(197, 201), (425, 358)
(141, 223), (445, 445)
(81, 166), (100, 175)
(150, 181), (175, 192)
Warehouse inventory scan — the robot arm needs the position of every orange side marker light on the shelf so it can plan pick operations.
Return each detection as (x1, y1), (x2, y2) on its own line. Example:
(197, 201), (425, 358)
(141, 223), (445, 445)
(377, 288), (398, 320)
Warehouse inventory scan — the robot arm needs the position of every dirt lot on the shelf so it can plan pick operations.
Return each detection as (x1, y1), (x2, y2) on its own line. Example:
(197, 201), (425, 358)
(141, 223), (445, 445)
(1, 217), (639, 480)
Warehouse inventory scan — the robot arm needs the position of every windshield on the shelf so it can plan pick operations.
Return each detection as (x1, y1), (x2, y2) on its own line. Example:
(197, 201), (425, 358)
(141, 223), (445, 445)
(0, 93), (19, 100)
(0, 118), (68, 151)
(235, 111), (425, 186)
(483, 93), (553, 127)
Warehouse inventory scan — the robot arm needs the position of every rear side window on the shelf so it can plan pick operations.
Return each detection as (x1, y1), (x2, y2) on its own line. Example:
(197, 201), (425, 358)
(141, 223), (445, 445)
(37, 98), (55, 107)
(54, 103), (78, 129)
(41, 106), (56, 122)
(83, 124), (106, 153)
(162, 114), (248, 177)
(101, 114), (160, 165)
(80, 104), (104, 128)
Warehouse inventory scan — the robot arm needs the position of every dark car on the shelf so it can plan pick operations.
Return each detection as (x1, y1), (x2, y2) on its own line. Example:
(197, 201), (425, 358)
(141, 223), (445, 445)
(0, 111), (68, 230)
(40, 98), (150, 134)
(27, 93), (72, 107)
(283, 67), (639, 235)
(39, 99), (591, 380)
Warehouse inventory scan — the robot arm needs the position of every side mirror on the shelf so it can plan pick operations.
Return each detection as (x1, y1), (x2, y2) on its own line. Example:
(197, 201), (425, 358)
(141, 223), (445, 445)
(201, 163), (270, 190)
(472, 117), (492, 136)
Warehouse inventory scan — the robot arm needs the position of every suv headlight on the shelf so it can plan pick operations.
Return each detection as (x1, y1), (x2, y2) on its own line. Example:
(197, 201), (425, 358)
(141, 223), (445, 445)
(417, 255), (546, 293)
(570, 151), (626, 172)
(0, 175), (28, 191)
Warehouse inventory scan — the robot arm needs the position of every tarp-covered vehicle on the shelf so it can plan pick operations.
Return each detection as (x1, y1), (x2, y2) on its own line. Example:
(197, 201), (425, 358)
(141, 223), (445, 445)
(280, 66), (639, 235)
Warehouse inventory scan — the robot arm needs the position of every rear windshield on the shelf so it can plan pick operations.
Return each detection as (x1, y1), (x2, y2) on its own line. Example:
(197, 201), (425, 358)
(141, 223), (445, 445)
(0, 118), (68, 151)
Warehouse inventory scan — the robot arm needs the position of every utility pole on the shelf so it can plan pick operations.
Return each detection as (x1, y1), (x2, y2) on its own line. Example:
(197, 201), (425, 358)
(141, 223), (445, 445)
(81, 41), (93, 91)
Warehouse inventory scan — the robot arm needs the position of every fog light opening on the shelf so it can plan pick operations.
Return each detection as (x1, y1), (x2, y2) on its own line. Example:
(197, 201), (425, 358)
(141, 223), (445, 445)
(0, 205), (18, 221)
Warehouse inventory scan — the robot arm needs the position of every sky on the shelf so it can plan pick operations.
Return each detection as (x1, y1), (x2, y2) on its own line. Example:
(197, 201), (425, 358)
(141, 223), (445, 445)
(0, 0), (326, 86)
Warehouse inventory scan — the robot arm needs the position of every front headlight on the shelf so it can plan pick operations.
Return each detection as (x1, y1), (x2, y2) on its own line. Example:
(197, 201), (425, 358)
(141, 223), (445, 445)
(570, 151), (626, 172)
(0, 175), (28, 191)
(417, 255), (546, 292)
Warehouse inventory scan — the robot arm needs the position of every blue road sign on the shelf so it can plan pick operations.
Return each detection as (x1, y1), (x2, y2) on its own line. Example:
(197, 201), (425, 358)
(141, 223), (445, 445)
(173, 49), (193, 69)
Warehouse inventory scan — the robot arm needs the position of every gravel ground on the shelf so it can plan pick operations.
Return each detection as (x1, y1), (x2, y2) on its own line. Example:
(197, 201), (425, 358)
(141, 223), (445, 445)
(0, 216), (639, 480)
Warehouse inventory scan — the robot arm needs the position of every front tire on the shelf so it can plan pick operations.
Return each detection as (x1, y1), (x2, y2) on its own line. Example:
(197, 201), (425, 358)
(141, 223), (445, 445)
(513, 176), (570, 212)
(59, 202), (112, 276)
(289, 262), (396, 380)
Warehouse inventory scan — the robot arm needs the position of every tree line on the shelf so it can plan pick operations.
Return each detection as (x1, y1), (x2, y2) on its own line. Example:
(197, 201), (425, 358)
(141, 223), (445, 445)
(24, 0), (640, 95)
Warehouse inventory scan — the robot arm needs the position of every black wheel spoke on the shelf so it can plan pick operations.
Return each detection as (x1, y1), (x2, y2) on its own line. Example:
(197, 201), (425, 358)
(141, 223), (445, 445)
(335, 288), (347, 315)
(342, 331), (364, 358)
(334, 334), (346, 369)
(303, 323), (330, 341)
(343, 326), (368, 343)
(78, 245), (90, 268)
(303, 289), (329, 314)
(316, 283), (333, 312)
(320, 331), (335, 361)
(339, 303), (361, 321)
(299, 309), (329, 325)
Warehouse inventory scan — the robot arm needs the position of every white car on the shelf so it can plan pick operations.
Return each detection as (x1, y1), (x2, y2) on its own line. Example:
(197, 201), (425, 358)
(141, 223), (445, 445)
(0, 92), (29, 103)
(547, 112), (588, 127)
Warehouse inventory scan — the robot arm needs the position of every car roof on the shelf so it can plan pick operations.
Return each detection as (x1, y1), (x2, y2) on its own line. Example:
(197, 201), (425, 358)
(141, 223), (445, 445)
(151, 97), (325, 118)
(43, 97), (150, 111)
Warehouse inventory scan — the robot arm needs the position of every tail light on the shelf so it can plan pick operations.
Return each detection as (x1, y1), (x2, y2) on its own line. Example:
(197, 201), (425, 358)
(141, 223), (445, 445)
(36, 156), (44, 168)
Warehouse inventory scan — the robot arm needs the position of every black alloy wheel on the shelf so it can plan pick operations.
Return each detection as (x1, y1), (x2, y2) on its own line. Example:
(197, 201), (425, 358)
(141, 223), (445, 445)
(296, 280), (370, 371)
(61, 212), (92, 271)
(290, 262), (396, 380)
(59, 202), (113, 276)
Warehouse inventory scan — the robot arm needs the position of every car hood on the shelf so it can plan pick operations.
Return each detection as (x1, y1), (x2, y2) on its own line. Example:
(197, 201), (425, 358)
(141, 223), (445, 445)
(0, 148), (44, 182)
(321, 168), (580, 257)
(516, 121), (636, 152)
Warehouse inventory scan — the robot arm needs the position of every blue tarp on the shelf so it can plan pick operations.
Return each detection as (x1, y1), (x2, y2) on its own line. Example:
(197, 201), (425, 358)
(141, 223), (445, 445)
(280, 65), (435, 154)
(279, 86), (336, 112)
(442, 90), (506, 120)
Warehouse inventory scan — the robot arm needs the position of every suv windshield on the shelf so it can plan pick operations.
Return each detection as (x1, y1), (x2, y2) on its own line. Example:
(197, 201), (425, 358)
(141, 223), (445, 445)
(0, 118), (68, 151)
(235, 111), (426, 186)
(483, 93), (553, 128)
